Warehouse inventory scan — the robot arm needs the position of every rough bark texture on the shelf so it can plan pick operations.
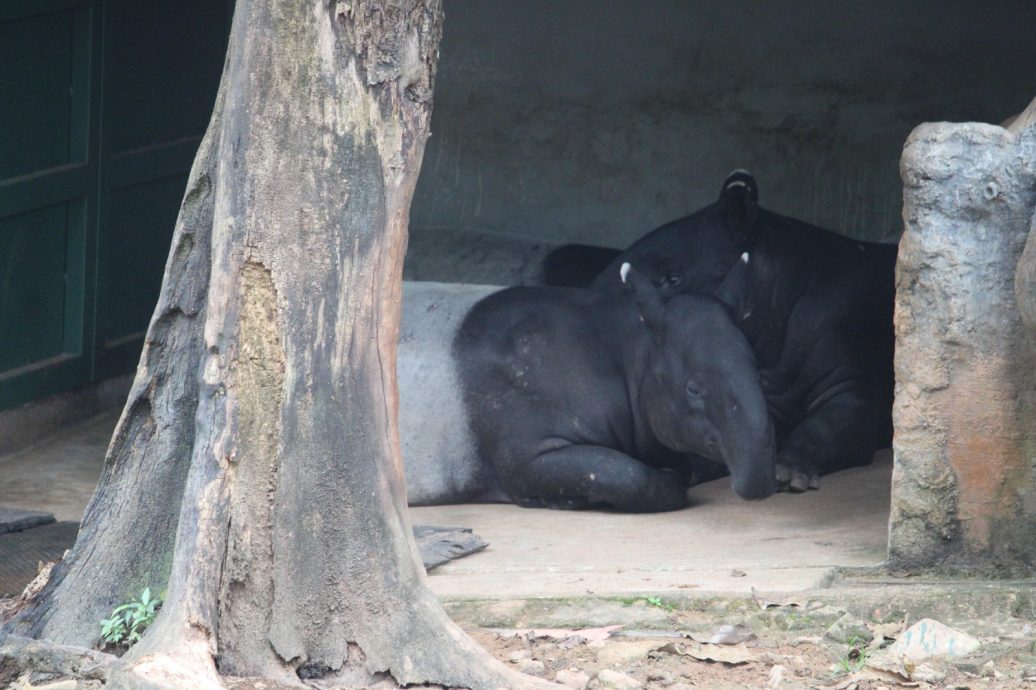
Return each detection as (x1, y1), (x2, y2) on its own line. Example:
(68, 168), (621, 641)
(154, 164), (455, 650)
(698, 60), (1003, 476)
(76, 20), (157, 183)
(4, 2), (555, 688)
(891, 119), (1036, 572)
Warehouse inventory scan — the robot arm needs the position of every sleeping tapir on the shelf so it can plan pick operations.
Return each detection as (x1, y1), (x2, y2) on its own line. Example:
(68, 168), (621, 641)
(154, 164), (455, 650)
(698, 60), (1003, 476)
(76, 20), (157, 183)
(543, 171), (896, 492)
(398, 263), (776, 511)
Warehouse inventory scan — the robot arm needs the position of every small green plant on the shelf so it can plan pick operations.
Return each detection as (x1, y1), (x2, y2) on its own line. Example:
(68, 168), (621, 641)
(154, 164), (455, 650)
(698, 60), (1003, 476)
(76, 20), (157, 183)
(644, 596), (677, 612)
(100, 587), (161, 646)
(833, 636), (869, 676)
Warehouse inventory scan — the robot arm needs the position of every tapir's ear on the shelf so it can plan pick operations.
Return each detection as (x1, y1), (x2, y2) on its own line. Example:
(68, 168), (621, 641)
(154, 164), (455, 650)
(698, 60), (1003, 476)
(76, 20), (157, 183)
(718, 170), (759, 251)
(621, 262), (666, 340)
(714, 252), (754, 323)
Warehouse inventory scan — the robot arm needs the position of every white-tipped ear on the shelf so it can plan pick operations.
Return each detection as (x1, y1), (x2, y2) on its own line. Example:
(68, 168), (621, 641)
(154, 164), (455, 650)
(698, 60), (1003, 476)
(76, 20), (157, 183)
(620, 262), (631, 284)
(740, 252), (750, 264)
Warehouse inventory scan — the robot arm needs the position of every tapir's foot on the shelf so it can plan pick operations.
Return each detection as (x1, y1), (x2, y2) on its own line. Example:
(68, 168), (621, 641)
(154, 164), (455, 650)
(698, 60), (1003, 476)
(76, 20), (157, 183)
(776, 462), (820, 493)
(514, 495), (591, 511)
(509, 445), (689, 513)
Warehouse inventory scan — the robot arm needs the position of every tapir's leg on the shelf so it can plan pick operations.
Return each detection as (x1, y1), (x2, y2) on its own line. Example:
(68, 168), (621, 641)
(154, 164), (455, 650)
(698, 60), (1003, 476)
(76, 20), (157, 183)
(506, 445), (688, 512)
(777, 385), (878, 493)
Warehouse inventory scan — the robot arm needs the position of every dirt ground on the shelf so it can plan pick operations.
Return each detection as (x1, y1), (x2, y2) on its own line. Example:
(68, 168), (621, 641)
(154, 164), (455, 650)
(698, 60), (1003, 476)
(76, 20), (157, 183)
(458, 593), (1036, 690)
(4, 587), (1036, 689)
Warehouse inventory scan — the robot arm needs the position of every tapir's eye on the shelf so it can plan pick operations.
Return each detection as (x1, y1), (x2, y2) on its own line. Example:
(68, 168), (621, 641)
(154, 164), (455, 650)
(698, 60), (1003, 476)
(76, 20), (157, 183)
(685, 382), (703, 398)
(665, 272), (682, 286)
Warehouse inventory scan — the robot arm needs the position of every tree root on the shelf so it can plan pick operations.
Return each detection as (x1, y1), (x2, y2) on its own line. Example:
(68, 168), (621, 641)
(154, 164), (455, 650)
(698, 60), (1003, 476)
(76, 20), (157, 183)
(0, 563), (56, 626)
(0, 634), (563, 690)
(0, 634), (121, 682)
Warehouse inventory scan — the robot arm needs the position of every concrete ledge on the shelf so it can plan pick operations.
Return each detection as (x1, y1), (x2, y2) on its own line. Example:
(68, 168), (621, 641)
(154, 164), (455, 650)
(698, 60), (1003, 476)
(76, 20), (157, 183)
(441, 578), (1036, 631)
(0, 375), (131, 458)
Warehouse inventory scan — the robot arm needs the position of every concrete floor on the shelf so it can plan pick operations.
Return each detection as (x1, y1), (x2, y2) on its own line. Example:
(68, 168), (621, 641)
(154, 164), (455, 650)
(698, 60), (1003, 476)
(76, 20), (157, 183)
(0, 413), (892, 598)
(0, 412), (118, 522)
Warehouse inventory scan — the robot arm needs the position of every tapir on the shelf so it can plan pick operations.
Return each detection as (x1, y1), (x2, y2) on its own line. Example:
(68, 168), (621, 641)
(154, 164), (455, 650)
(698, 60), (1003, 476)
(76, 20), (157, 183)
(543, 171), (897, 492)
(398, 263), (777, 512)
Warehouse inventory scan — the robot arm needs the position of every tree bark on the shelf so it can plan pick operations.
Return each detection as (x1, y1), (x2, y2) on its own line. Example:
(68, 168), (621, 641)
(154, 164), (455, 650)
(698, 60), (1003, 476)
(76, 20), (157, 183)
(3, 2), (554, 688)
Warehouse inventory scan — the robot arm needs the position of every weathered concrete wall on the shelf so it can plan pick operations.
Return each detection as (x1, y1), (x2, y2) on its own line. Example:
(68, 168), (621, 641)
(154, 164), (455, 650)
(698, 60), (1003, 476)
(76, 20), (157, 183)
(0, 375), (130, 457)
(411, 1), (1036, 247)
(891, 121), (1036, 571)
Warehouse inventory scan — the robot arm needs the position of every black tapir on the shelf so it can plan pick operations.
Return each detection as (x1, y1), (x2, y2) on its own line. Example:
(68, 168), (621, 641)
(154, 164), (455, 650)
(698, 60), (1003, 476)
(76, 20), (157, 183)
(542, 171), (896, 493)
(398, 262), (777, 511)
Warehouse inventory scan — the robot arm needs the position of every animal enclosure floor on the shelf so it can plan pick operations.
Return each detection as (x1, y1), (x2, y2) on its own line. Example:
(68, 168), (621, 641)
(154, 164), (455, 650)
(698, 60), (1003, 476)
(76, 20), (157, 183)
(415, 452), (892, 599)
(0, 412), (891, 600)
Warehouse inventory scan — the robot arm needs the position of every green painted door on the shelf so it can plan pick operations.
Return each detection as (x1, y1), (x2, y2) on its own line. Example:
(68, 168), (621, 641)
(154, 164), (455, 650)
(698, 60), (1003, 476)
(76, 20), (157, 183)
(0, 0), (229, 410)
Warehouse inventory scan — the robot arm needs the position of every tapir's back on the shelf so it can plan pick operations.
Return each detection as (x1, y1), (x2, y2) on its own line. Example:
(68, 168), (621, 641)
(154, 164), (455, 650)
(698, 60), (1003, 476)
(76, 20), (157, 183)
(398, 281), (503, 505)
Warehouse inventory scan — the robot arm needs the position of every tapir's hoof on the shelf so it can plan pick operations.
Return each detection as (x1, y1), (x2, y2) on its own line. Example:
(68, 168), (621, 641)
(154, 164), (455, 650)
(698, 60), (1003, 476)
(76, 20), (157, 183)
(776, 463), (820, 493)
(514, 494), (591, 511)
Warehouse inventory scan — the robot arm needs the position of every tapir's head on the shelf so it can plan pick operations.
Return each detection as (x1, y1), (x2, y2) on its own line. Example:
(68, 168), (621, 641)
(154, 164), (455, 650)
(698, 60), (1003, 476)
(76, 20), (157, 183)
(595, 170), (762, 299)
(623, 260), (776, 501)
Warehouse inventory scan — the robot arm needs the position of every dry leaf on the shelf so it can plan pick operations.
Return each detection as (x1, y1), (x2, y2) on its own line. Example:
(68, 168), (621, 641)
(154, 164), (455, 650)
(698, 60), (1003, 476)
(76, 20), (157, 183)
(751, 587), (811, 610)
(819, 668), (919, 689)
(684, 624), (755, 645)
(865, 650), (915, 677)
(767, 664), (786, 688)
(867, 619), (907, 650)
(496, 625), (623, 648)
(654, 641), (755, 665)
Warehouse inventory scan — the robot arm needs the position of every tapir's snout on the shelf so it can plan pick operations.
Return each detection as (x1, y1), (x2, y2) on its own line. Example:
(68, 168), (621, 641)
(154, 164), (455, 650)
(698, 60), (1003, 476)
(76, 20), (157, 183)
(731, 466), (777, 500)
(718, 387), (777, 501)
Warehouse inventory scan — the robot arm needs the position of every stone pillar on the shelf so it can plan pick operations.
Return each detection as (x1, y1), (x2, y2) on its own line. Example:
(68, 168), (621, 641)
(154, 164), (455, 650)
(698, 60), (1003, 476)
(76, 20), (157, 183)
(891, 120), (1036, 571)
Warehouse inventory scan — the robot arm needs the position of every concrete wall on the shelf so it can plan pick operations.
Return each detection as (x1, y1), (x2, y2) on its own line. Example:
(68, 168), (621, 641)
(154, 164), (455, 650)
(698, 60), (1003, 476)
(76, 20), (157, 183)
(411, 1), (1036, 246)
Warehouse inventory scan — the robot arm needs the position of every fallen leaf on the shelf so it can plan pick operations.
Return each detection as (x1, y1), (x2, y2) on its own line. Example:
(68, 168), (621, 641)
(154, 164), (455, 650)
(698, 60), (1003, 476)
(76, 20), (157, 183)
(684, 624), (755, 645)
(867, 619), (907, 650)
(654, 641), (755, 665)
(818, 668), (919, 689)
(11, 677), (79, 690)
(495, 625), (623, 648)
(864, 650), (915, 678)
(751, 587), (811, 610)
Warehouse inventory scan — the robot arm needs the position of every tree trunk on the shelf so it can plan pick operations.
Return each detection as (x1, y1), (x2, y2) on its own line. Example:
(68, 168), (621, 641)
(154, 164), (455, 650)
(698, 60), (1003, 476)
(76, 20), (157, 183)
(3, 2), (554, 688)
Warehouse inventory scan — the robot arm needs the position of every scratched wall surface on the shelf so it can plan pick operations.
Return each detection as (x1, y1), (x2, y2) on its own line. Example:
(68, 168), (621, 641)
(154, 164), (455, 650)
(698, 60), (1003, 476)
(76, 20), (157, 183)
(410, 1), (1036, 246)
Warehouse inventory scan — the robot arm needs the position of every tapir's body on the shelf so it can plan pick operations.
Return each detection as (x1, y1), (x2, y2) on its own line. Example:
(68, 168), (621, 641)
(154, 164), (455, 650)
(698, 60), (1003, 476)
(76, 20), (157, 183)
(546, 171), (896, 491)
(399, 272), (777, 511)
(398, 282), (502, 505)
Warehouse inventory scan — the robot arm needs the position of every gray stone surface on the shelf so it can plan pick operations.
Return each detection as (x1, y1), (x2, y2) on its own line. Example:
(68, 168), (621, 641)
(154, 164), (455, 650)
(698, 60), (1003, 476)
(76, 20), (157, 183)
(823, 613), (871, 645)
(1014, 96), (1036, 327)
(0, 508), (55, 534)
(556, 669), (590, 690)
(892, 120), (1036, 570)
(596, 669), (643, 690)
(887, 618), (981, 661)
